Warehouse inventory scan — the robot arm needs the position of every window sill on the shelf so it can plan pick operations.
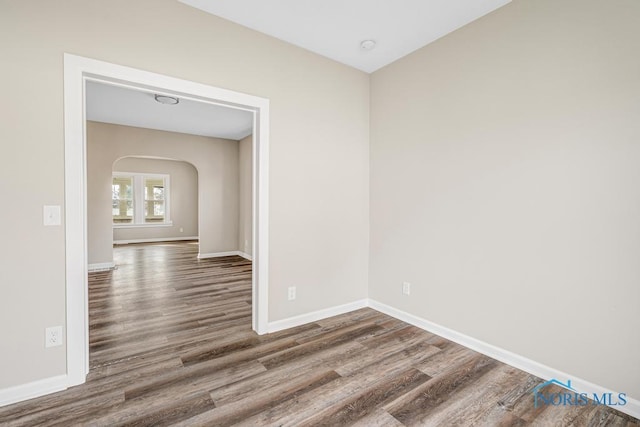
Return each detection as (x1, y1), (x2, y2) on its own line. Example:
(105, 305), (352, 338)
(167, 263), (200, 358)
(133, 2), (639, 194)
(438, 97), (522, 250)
(113, 221), (173, 229)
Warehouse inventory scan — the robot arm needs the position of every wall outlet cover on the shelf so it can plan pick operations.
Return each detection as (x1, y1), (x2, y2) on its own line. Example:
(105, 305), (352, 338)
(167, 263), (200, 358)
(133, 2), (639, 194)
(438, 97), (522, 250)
(45, 326), (64, 348)
(402, 282), (411, 295)
(43, 205), (62, 226)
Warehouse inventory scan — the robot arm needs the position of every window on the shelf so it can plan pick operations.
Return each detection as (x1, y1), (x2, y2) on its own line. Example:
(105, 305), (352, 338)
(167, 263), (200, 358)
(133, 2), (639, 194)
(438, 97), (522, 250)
(144, 177), (166, 223)
(112, 176), (134, 223)
(112, 173), (171, 226)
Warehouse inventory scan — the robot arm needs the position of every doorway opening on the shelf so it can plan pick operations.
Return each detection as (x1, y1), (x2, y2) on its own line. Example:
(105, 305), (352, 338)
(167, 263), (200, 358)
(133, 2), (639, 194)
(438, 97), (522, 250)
(64, 54), (270, 387)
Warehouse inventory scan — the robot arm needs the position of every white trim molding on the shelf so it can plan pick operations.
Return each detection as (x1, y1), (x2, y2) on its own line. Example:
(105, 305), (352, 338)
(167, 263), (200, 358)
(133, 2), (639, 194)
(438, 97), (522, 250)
(367, 299), (640, 420)
(0, 375), (68, 408)
(197, 250), (252, 260)
(63, 53), (270, 394)
(238, 251), (253, 261)
(113, 222), (174, 229)
(267, 299), (368, 334)
(87, 262), (116, 272)
(114, 236), (198, 245)
(626, 399), (640, 421)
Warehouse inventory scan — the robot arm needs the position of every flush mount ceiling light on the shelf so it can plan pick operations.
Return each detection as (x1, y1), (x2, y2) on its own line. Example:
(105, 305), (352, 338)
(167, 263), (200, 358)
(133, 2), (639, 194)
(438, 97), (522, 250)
(154, 94), (180, 105)
(360, 39), (376, 51)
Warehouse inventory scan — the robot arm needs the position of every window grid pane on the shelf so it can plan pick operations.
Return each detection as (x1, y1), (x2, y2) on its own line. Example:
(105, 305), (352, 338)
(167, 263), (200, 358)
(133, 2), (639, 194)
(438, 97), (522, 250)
(113, 174), (169, 225)
(112, 177), (134, 223)
(144, 178), (165, 223)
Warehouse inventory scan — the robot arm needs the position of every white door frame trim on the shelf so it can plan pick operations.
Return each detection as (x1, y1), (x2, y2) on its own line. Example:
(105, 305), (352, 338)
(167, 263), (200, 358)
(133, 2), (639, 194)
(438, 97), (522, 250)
(63, 53), (270, 387)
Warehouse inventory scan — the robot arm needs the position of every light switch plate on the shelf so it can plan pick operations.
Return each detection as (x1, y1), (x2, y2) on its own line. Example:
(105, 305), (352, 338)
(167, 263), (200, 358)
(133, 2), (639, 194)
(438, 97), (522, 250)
(43, 205), (61, 226)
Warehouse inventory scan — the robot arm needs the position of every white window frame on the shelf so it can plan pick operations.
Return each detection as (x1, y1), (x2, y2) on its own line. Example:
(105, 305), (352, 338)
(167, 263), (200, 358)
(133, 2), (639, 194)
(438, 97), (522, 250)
(112, 172), (172, 228)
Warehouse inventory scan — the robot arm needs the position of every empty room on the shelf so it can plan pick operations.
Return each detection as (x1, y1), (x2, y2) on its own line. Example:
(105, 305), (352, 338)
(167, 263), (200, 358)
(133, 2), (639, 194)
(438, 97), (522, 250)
(0, 0), (638, 425)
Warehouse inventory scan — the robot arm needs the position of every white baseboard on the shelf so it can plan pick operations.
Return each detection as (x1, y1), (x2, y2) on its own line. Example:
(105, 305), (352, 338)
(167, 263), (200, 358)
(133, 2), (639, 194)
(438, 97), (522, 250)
(114, 236), (198, 245)
(625, 398), (640, 421)
(367, 299), (640, 420)
(267, 299), (368, 333)
(197, 251), (252, 260)
(87, 262), (115, 272)
(238, 251), (253, 261)
(0, 375), (68, 408)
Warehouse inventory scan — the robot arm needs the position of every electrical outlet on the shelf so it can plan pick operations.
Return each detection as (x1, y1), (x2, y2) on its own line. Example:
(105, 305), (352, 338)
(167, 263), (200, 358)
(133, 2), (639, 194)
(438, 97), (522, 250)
(45, 326), (63, 348)
(288, 286), (296, 301)
(402, 282), (411, 296)
(179, 227), (184, 233)
(43, 205), (61, 226)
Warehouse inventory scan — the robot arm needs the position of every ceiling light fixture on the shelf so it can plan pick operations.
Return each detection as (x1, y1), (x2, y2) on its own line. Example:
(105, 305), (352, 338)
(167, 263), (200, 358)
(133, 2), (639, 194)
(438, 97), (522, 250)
(154, 94), (180, 105)
(360, 40), (376, 51)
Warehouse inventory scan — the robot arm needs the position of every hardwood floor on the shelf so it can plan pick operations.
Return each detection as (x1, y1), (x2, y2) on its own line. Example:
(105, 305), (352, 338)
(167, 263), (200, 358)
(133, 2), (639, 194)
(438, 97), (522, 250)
(0, 241), (637, 426)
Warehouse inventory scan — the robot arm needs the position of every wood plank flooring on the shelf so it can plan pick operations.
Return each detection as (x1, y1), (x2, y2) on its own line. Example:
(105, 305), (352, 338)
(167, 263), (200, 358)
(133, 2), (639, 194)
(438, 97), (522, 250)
(0, 241), (637, 426)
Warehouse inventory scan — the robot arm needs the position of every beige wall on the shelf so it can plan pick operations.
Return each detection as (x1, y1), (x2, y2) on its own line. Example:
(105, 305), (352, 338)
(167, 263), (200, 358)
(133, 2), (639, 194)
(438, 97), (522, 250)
(238, 135), (253, 257)
(10, 0), (634, 406)
(370, 0), (640, 400)
(112, 157), (198, 243)
(88, 122), (238, 264)
(0, 0), (369, 389)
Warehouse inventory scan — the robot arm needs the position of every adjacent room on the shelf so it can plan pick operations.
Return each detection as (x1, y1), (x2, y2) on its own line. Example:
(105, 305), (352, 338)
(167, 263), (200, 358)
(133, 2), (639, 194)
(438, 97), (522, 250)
(0, 0), (638, 425)
(82, 80), (256, 382)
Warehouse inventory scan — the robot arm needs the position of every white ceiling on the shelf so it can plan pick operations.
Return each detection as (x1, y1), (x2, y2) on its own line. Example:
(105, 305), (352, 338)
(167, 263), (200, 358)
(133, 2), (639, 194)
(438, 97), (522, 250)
(85, 81), (254, 140)
(179, 0), (511, 73)
(87, 2), (512, 137)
